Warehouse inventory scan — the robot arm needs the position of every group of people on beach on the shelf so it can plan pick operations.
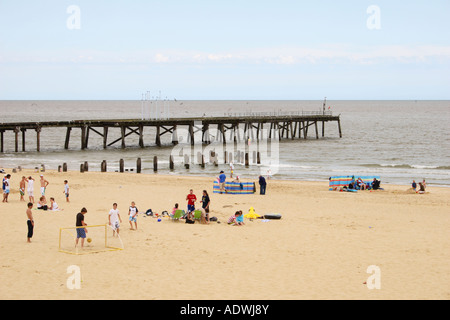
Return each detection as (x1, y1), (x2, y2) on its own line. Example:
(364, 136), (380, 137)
(2, 173), (69, 205)
(411, 179), (427, 194)
(346, 177), (382, 191)
(1, 172), (70, 243)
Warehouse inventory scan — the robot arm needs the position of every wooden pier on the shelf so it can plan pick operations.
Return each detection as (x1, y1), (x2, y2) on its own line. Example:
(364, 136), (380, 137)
(0, 112), (342, 152)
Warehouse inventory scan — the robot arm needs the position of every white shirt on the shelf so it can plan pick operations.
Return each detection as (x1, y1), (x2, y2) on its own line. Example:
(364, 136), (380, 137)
(4, 179), (10, 191)
(109, 209), (120, 222)
(27, 179), (34, 191)
(64, 184), (69, 193)
(51, 202), (59, 210)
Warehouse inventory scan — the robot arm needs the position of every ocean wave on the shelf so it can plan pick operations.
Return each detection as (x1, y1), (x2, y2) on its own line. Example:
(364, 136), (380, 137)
(360, 164), (450, 170)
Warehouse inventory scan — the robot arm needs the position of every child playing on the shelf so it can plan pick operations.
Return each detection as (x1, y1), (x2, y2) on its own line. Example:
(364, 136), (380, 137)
(128, 201), (139, 230)
(75, 208), (88, 248)
(2, 174), (11, 203)
(63, 180), (70, 202)
(228, 211), (244, 226)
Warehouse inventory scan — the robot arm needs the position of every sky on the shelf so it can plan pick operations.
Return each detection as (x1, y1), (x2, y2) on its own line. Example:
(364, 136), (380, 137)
(0, 0), (449, 100)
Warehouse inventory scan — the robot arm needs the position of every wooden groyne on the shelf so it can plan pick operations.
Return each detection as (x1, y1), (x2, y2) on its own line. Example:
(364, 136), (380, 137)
(0, 112), (342, 152)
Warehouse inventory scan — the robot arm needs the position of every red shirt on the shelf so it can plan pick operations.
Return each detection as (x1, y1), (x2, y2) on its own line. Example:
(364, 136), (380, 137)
(187, 194), (197, 205)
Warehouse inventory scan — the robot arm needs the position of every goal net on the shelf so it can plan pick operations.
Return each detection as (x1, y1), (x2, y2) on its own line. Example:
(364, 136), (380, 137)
(58, 224), (123, 255)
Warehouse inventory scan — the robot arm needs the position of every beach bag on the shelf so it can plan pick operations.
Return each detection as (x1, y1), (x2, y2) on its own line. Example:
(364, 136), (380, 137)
(209, 216), (217, 222)
(185, 218), (195, 224)
(145, 209), (153, 216)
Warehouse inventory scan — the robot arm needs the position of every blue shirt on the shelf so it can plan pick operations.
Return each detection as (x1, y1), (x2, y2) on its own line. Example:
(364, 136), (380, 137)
(219, 174), (226, 183)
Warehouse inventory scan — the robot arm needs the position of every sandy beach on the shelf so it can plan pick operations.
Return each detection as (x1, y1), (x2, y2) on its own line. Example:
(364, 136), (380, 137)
(0, 168), (449, 300)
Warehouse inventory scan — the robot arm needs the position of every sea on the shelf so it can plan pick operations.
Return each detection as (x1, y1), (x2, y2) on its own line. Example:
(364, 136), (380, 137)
(0, 100), (449, 187)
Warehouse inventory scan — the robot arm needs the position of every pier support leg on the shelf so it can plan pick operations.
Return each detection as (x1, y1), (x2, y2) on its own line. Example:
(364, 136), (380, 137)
(139, 125), (144, 148)
(172, 125), (178, 145)
(85, 126), (90, 148)
(189, 124), (194, 146)
(21, 128), (26, 152)
(304, 121), (308, 139)
(155, 126), (161, 147)
(14, 127), (19, 152)
(103, 127), (108, 149)
(338, 119), (342, 138)
(80, 126), (87, 150)
(315, 121), (319, 139)
(36, 127), (41, 152)
(202, 124), (210, 144)
(290, 122), (294, 140)
(121, 126), (126, 149)
(65, 127), (71, 149)
(293, 122), (298, 139)
(322, 121), (325, 137)
(219, 124), (226, 144)
(0, 130), (4, 153)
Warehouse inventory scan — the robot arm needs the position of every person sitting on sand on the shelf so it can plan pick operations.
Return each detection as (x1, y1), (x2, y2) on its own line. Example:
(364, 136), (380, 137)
(371, 178), (381, 190)
(357, 178), (366, 190)
(170, 203), (179, 218)
(49, 197), (61, 211)
(417, 182), (426, 194)
(37, 196), (48, 210)
(228, 211), (244, 226)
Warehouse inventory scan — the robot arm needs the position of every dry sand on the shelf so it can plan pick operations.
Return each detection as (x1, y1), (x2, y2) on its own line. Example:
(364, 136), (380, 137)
(0, 168), (449, 300)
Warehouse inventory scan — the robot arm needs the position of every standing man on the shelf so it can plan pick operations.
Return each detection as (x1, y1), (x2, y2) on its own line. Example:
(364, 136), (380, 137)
(186, 189), (197, 217)
(258, 175), (267, 195)
(40, 175), (49, 197)
(219, 170), (227, 194)
(26, 202), (34, 243)
(27, 176), (35, 203)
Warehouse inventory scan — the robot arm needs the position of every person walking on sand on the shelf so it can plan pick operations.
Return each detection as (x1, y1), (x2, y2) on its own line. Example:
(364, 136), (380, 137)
(2, 174), (11, 203)
(218, 171), (227, 194)
(26, 202), (34, 243)
(128, 201), (139, 230)
(109, 203), (122, 236)
(63, 180), (70, 202)
(75, 208), (88, 248)
(27, 176), (35, 203)
(19, 176), (27, 202)
(39, 175), (49, 197)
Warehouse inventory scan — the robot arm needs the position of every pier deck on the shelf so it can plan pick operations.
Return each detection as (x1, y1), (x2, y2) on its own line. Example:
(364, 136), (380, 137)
(0, 113), (342, 152)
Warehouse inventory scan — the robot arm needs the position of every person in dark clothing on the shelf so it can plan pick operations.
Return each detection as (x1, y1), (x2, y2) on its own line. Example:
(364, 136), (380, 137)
(371, 178), (381, 190)
(258, 175), (267, 195)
